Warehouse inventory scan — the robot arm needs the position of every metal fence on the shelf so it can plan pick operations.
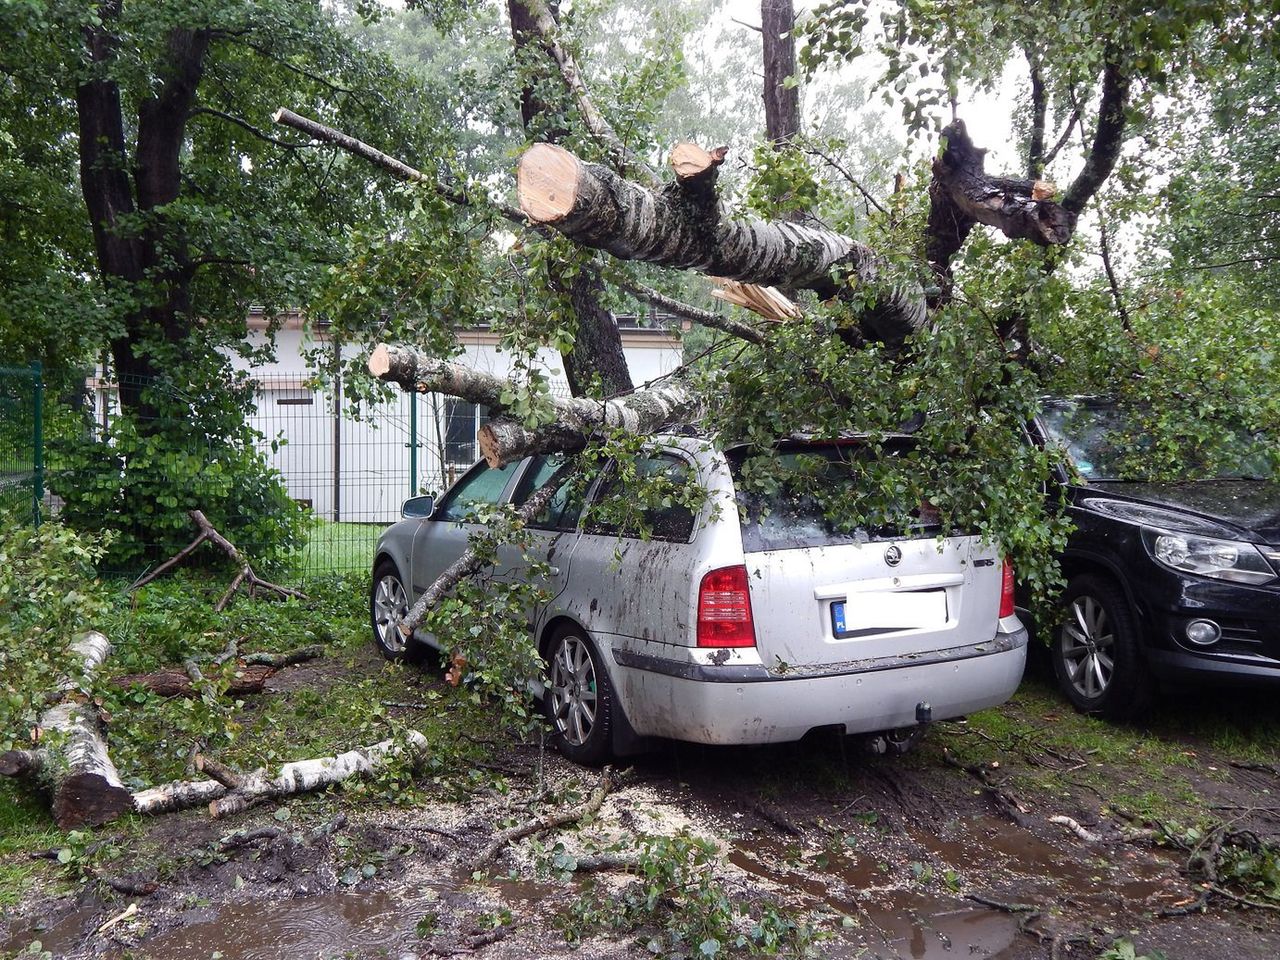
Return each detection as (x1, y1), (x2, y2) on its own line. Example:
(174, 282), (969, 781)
(9, 369), (509, 580)
(0, 363), (42, 526)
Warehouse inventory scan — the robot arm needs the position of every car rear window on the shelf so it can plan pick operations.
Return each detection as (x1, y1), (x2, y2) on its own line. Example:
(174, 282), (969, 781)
(728, 439), (939, 552)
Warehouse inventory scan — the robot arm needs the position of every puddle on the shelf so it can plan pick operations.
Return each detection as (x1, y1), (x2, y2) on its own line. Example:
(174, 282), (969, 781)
(114, 890), (437, 960)
(728, 842), (1020, 959)
(727, 814), (1189, 958)
(2, 905), (102, 958)
(912, 815), (1183, 913)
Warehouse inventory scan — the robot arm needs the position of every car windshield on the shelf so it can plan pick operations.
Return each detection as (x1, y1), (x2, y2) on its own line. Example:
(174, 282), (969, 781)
(727, 439), (940, 551)
(1040, 401), (1273, 482)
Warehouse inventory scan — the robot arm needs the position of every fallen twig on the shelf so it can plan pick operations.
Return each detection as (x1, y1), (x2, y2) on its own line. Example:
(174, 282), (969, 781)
(307, 813), (349, 843)
(1049, 814), (1101, 843)
(241, 645), (324, 668)
(475, 767), (614, 869)
(753, 800), (805, 837)
(943, 748), (1031, 827)
(218, 826), (284, 852)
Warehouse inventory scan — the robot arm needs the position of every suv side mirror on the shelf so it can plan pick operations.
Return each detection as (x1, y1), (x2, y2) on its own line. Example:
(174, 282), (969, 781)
(402, 495), (435, 519)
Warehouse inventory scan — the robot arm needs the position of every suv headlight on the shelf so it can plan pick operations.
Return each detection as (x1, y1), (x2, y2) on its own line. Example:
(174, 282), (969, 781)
(1142, 529), (1277, 585)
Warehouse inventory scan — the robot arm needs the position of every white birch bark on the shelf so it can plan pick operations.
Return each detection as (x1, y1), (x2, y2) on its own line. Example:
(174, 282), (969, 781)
(208, 731), (430, 818)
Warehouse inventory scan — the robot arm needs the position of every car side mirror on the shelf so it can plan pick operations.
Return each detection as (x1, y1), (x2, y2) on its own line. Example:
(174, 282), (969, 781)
(402, 495), (435, 519)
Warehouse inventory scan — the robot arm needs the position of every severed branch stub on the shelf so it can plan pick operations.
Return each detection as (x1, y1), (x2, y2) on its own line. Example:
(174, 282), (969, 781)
(131, 510), (306, 612)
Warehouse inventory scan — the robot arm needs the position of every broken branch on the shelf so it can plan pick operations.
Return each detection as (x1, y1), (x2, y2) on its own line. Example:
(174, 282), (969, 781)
(475, 766), (614, 869)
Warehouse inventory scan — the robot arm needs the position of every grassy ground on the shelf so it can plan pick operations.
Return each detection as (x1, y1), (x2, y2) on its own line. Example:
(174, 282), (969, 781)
(294, 520), (383, 576)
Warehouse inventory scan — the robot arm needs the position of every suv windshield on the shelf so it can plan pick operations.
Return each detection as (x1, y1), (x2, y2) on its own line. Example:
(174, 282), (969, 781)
(727, 439), (939, 552)
(1041, 401), (1272, 481)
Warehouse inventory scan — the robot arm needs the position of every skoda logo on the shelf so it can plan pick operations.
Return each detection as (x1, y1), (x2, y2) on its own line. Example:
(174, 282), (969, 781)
(884, 545), (902, 567)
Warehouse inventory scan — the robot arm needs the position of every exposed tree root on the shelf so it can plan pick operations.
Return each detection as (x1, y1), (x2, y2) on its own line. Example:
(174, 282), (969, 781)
(130, 510), (306, 611)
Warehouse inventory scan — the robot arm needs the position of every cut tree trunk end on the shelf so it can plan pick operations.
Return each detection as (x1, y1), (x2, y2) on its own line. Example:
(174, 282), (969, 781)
(0, 632), (133, 829)
(517, 141), (928, 346)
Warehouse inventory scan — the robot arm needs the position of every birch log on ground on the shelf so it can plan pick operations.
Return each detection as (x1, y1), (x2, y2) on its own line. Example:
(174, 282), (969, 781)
(0, 632), (134, 828)
(368, 344), (699, 467)
(208, 731), (430, 819)
(132, 778), (228, 816)
(517, 142), (929, 346)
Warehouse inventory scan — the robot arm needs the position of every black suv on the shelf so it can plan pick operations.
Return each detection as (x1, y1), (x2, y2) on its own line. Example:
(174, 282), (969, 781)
(1028, 399), (1280, 718)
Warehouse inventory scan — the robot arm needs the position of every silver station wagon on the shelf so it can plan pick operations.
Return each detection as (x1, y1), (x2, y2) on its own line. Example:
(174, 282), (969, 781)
(371, 437), (1028, 763)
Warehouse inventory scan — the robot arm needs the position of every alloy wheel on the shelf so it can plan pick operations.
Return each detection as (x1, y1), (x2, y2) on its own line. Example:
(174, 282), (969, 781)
(373, 574), (409, 654)
(1060, 594), (1115, 699)
(548, 635), (598, 746)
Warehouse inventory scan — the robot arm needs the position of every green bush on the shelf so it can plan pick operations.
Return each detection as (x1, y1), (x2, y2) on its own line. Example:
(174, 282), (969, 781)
(52, 413), (306, 574)
(0, 516), (112, 751)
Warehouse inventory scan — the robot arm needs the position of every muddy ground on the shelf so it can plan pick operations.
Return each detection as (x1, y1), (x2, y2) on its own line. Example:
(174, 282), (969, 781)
(3, 647), (1280, 960)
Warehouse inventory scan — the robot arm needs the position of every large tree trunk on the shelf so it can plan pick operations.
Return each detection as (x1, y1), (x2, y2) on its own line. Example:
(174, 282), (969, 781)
(368, 344), (697, 466)
(518, 141), (929, 347)
(0, 632), (133, 829)
(761, 0), (800, 146)
(76, 5), (210, 414)
(509, 0), (634, 399)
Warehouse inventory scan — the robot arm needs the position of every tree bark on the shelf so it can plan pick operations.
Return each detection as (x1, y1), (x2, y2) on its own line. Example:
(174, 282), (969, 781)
(518, 142), (928, 346)
(208, 731), (430, 819)
(508, 0), (634, 399)
(1062, 55), (1130, 215)
(761, 0), (800, 146)
(0, 632), (133, 828)
(113, 664), (277, 698)
(369, 344), (700, 467)
(76, 5), (211, 414)
(132, 779), (228, 816)
(926, 119), (1076, 304)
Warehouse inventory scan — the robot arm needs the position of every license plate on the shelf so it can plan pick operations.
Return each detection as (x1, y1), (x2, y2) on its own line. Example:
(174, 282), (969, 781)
(831, 591), (947, 637)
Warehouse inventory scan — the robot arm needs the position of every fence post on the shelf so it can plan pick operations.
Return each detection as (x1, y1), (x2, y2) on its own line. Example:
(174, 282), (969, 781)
(30, 360), (43, 527)
(409, 389), (417, 498)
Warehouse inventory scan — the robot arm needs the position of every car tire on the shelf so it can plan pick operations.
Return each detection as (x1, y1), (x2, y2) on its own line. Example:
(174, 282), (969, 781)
(370, 559), (414, 661)
(1052, 573), (1152, 719)
(543, 625), (615, 766)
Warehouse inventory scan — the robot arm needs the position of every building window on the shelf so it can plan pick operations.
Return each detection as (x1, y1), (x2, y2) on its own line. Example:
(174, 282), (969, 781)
(443, 399), (490, 465)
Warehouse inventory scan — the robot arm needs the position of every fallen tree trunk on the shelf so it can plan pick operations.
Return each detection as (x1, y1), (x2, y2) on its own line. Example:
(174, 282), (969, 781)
(0, 632), (134, 828)
(113, 664), (276, 698)
(132, 778), (228, 816)
(207, 731), (431, 819)
(368, 344), (699, 467)
(517, 141), (929, 346)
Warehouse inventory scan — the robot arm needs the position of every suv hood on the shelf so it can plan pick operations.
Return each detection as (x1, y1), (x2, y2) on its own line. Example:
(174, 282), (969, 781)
(1083, 480), (1280, 545)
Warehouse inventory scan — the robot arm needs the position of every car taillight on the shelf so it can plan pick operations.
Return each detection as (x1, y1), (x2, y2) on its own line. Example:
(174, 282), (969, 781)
(697, 564), (756, 648)
(999, 558), (1016, 618)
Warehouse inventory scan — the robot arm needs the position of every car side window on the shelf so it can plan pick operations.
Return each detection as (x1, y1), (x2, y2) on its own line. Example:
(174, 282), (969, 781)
(510, 455), (587, 531)
(435, 460), (520, 522)
(586, 454), (697, 542)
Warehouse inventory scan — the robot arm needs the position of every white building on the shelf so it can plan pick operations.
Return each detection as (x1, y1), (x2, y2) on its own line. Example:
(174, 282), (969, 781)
(232, 311), (685, 524)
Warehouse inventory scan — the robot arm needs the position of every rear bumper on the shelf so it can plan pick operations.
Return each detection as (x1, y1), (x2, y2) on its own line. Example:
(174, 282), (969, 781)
(608, 627), (1028, 745)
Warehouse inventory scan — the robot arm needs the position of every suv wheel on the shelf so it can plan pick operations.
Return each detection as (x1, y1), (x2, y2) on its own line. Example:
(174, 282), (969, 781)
(544, 626), (614, 765)
(370, 560), (412, 661)
(1053, 574), (1152, 719)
